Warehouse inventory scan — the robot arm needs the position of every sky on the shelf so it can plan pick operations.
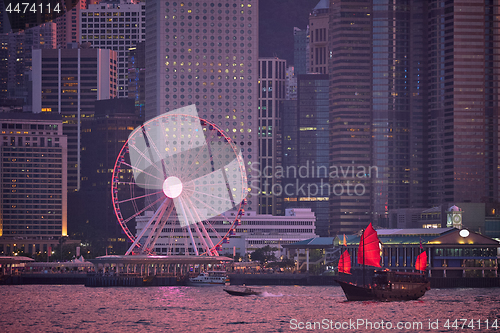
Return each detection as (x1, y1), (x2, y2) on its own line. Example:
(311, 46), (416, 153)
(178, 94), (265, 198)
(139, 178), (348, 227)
(259, 0), (319, 65)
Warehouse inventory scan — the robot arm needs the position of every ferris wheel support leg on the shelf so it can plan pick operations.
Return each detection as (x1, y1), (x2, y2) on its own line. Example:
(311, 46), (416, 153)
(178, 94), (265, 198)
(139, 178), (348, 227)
(186, 197), (217, 253)
(175, 198), (199, 256)
(142, 199), (171, 253)
(147, 202), (175, 253)
(125, 198), (168, 255)
(181, 197), (212, 255)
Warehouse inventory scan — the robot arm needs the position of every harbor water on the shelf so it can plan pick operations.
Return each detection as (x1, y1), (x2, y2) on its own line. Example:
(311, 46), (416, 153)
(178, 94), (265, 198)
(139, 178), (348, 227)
(1, 285), (499, 332)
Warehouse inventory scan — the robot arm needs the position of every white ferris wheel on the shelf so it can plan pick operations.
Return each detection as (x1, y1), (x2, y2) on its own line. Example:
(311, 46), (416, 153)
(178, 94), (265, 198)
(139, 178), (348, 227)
(111, 105), (248, 256)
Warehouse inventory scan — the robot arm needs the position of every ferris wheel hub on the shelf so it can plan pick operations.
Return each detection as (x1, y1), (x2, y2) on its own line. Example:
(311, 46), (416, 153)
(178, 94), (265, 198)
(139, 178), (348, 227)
(163, 176), (183, 198)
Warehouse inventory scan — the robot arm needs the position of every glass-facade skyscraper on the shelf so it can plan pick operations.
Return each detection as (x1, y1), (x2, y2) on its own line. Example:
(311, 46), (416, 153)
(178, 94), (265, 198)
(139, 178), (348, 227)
(282, 74), (329, 236)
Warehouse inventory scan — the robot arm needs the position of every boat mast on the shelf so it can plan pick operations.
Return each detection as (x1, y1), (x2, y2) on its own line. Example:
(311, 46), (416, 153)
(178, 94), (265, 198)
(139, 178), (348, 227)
(362, 228), (365, 287)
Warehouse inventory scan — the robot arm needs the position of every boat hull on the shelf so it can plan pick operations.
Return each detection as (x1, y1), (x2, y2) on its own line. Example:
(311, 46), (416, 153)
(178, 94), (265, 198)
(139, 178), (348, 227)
(335, 279), (430, 301)
(223, 288), (261, 296)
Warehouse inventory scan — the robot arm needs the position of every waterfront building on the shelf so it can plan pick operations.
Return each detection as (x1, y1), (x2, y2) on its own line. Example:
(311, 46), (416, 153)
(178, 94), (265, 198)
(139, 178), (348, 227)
(80, 0), (146, 98)
(145, 0), (259, 212)
(0, 113), (67, 256)
(338, 228), (499, 279)
(390, 203), (500, 238)
(32, 44), (117, 191)
(258, 57), (286, 216)
(282, 74), (329, 236)
(135, 208), (316, 259)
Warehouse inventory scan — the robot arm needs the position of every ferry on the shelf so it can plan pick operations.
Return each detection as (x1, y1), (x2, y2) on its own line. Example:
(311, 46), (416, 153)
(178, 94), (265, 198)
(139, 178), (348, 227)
(189, 271), (229, 285)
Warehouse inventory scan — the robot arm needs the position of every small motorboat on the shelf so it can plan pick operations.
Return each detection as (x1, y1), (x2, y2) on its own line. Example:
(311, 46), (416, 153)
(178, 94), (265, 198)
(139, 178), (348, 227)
(223, 286), (262, 296)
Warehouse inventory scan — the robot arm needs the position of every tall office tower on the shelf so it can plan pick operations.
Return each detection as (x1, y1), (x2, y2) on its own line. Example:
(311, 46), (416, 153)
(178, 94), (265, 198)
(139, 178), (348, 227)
(308, 0), (329, 74)
(0, 113), (67, 256)
(128, 42), (145, 121)
(427, 0), (500, 206)
(77, 98), (142, 254)
(55, 0), (89, 48)
(293, 26), (309, 75)
(328, 0), (373, 235)
(145, 0), (259, 212)
(258, 57), (286, 216)
(0, 23), (57, 100)
(282, 74), (329, 236)
(328, 1), (427, 235)
(32, 45), (117, 191)
(80, 0), (146, 97)
(370, 1), (427, 226)
(285, 66), (297, 101)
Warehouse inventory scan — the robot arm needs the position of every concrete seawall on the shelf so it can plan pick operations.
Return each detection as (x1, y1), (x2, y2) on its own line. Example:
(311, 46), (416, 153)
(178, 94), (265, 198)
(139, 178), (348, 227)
(1, 273), (499, 288)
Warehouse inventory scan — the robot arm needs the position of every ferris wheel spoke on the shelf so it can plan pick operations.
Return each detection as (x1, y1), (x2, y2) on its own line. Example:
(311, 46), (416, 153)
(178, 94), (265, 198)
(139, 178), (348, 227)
(122, 162), (164, 183)
(185, 195), (225, 239)
(121, 195), (165, 225)
(128, 141), (164, 175)
(181, 145), (209, 178)
(116, 190), (165, 205)
(187, 187), (234, 207)
(183, 152), (213, 180)
(125, 197), (169, 255)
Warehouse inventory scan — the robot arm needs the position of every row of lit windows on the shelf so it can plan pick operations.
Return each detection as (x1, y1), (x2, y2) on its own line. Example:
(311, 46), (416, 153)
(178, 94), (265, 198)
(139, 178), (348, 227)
(83, 11), (143, 17)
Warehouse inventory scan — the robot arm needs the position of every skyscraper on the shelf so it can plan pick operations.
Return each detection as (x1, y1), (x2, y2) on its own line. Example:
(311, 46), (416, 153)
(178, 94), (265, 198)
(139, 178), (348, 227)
(427, 0), (500, 206)
(80, 0), (146, 97)
(282, 74), (329, 236)
(0, 113), (67, 256)
(145, 0), (259, 212)
(32, 45), (117, 191)
(328, 0), (427, 235)
(293, 27), (309, 75)
(0, 23), (56, 100)
(308, 0), (329, 74)
(258, 57), (286, 216)
(55, 0), (88, 49)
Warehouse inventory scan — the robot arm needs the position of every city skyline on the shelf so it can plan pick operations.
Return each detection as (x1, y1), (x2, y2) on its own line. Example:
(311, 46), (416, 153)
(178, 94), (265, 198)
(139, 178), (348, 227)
(1, 0), (500, 258)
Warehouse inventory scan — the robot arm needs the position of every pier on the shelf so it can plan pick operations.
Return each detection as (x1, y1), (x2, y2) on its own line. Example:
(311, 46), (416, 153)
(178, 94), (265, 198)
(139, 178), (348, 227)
(85, 255), (233, 287)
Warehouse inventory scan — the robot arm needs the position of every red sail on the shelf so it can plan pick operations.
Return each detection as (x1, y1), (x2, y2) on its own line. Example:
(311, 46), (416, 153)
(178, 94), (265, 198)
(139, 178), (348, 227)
(357, 223), (381, 267)
(415, 251), (428, 271)
(338, 249), (351, 274)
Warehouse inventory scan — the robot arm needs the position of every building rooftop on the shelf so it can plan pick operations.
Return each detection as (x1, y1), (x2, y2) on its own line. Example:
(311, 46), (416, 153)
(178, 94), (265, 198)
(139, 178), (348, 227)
(313, 0), (329, 11)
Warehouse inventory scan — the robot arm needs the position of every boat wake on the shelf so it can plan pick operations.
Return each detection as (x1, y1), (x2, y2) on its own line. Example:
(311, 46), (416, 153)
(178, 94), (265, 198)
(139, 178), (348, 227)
(259, 291), (283, 297)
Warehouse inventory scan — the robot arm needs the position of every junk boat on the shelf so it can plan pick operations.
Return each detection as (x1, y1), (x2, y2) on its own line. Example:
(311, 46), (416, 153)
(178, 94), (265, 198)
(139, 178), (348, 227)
(335, 223), (430, 301)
